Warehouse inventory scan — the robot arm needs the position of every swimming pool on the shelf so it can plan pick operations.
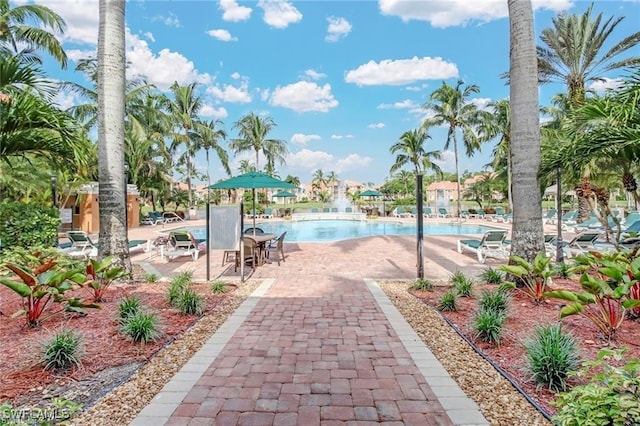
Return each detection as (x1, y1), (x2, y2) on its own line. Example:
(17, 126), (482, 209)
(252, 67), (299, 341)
(175, 220), (493, 243)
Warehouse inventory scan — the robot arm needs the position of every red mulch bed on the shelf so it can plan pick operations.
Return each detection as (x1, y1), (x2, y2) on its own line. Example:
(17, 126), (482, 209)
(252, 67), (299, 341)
(410, 278), (640, 416)
(0, 280), (236, 405)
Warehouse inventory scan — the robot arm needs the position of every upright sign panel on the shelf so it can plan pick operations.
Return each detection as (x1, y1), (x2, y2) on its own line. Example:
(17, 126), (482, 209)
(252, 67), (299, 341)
(210, 206), (241, 250)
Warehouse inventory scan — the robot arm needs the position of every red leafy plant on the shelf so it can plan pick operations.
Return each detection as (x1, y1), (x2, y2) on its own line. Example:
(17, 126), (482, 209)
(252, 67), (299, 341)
(83, 256), (129, 302)
(545, 250), (640, 340)
(0, 251), (99, 327)
(499, 252), (553, 304)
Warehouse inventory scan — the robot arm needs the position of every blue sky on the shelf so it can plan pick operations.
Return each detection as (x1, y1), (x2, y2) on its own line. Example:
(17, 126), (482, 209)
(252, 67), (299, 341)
(23, 0), (640, 186)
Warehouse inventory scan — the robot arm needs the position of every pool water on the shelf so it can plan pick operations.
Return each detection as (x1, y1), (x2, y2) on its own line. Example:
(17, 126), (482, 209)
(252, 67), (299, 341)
(178, 220), (493, 243)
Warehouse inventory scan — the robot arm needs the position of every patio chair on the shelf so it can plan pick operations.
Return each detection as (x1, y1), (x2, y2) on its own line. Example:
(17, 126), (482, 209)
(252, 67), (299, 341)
(459, 209), (470, 219)
(311, 208), (319, 213)
(164, 231), (205, 261)
(542, 208), (557, 224)
(262, 208), (273, 219)
(322, 207), (331, 213)
(242, 238), (260, 271)
(129, 239), (152, 254)
(457, 230), (509, 263)
(331, 207), (338, 213)
(64, 231), (98, 259)
(423, 207), (433, 218)
(244, 227), (264, 235)
(563, 231), (606, 258)
(437, 208), (451, 218)
(393, 207), (405, 218)
(162, 211), (184, 223)
(266, 231), (287, 265)
(345, 207), (353, 213)
(141, 211), (166, 226)
(623, 211), (640, 229)
(495, 212), (513, 223)
(410, 207), (418, 217)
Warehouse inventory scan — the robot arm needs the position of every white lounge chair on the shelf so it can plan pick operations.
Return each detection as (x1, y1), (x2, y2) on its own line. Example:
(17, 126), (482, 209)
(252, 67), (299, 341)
(457, 230), (509, 263)
(163, 231), (205, 261)
(63, 231), (98, 259)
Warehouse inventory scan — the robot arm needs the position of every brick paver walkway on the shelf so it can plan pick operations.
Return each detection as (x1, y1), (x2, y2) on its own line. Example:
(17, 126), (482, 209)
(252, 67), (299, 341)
(124, 218), (513, 425)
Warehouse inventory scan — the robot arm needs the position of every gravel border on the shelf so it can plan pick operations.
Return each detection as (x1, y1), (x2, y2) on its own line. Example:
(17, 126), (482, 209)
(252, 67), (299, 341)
(70, 279), (260, 426)
(378, 280), (551, 426)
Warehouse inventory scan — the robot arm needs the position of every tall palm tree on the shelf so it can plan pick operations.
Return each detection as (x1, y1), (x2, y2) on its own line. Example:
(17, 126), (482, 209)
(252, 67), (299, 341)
(229, 113), (287, 170)
(508, 0), (544, 260)
(284, 174), (300, 188)
(424, 80), (484, 216)
(166, 82), (203, 213)
(538, 4), (640, 220)
(97, 0), (130, 274)
(194, 119), (231, 191)
(0, 0), (67, 68)
(480, 99), (512, 211)
(238, 159), (256, 174)
(312, 168), (327, 200)
(390, 127), (443, 177)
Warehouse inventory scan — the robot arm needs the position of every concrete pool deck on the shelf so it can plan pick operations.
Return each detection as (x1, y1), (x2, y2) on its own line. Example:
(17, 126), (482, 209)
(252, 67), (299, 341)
(123, 216), (562, 425)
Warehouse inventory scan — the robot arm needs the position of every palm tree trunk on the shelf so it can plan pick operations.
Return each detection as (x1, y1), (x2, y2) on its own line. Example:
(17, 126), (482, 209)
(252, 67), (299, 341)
(508, 0), (544, 261)
(452, 134), (461, 217)
(97, 0), (131, 276)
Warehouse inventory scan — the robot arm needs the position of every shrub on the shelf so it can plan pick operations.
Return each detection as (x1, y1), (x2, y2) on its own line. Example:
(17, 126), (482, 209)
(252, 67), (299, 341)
(478, 289), (511, 314)
(0, 251), (98, 327)
(552, 348), (640, 426)
(454, 276), (474, 298)
(500, 252), (553, 304)
(553, 262), (572, 279)
(118, 295), (141, 323)
(40, 329), (83, 371)
(438, 291), (458, 312)
(210, 280), (229, 294)
(121, 311), (161, 343)
(472, 307), (506, 344)
(450, 270), (466, 286)
(83, 256), (129, 302)
(0, 200), (60, 250)
(145, 272), (158, 283)
(166, 271), (193, 306)
(480, 267), (504, 284)
(411, 278), (432, 291)
(523, 324), (580, 392)
(178, 288), (204, 316)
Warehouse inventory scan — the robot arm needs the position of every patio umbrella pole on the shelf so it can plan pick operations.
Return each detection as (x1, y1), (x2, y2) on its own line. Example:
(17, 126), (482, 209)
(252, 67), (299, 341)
(416, 174), (424, 279)
(206, 201), (210, 281)
(240, 202), (244, 282)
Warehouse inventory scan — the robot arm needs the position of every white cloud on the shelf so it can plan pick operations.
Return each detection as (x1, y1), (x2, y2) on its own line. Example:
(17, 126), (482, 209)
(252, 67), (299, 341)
(143, 32), (155, 42)
(405, 83), (429, 92)
(219, 0), (253, 22)
(53, 90), (76, 111)
(345, 56), (458, 86)
(208, 81), (252, 103)
(125, 29), (212, 90)
(291, 133), (321, 146)
(231, 72), (241, 80)
(377, 99), (420, 109)
(66, 49), (94, 62)
(335, 154), (373, 173)
(200, 104), (229, 119)
(32, 0), (98, 44)
(589, 77), (624, 94)
(269, 81), (338, 113)
(378, 0), (572, 28)
(303, 69), (327, 80)
(368, 122), (385, 129)
(206, 29), (238, 42)
(287, 149), (334, 170)
(325, 16), (352, 42)
(471, 97), (493, 111)
(258, 0), (302, 29)
(259, 88), (271, 101)
(151, 12), (181, 28)
(330, 134), (354, 140)
(434, 150), (456, 173)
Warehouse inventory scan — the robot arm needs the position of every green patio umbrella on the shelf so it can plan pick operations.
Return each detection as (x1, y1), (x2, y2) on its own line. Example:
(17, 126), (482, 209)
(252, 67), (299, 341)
(209, 172), (296, 229)
(359, 189), (382, 197)
(272, 190), (296, 199)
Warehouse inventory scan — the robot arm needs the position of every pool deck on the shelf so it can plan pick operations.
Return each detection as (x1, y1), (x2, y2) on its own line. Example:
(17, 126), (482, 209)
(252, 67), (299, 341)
(122, 215), (561, 425)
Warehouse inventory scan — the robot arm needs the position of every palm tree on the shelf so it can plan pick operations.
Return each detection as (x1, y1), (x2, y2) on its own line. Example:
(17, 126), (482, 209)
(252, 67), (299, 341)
(97, 0), (131, 274)
(480, 99), (512, 211)
(284, 174), (300, 188)
(195, 119), (231, 186)
(424, 80), (484, 216)
(229, 113), (287, 170)
(390, 127), (443, 177)
(312, 169), (327, 200)
(537, 4), (640, 221)
(508, 0), (544, 260)
(0, 0), (67, 68)
(238, 159), (256, 174)
(166, 82), (203, 213)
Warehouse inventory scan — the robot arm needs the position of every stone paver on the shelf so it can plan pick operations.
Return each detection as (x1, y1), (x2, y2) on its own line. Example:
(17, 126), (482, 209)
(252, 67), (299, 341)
(128, 217), (500, 425)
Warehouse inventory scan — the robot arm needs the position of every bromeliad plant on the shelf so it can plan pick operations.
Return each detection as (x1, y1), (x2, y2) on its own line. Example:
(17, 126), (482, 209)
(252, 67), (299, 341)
(0, 251), (99, 327)
(499, 252), (553, 304)
(545, 250), (640, 340)
(83, 256), (129, 302)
